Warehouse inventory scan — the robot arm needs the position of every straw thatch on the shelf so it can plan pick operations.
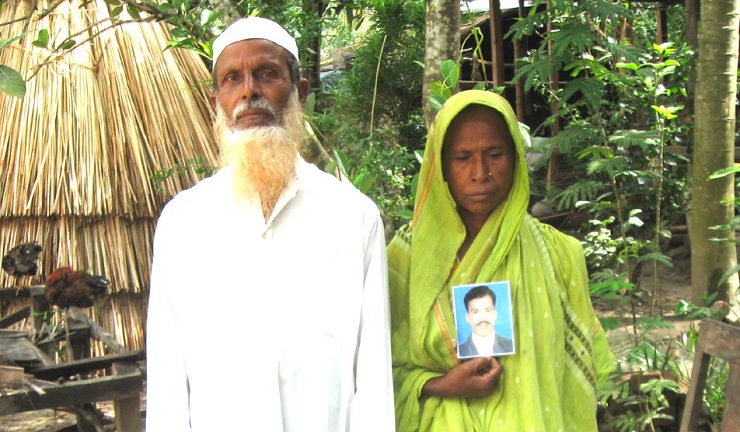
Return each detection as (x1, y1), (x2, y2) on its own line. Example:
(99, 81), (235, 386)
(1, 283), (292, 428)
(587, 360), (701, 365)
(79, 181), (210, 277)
(0, 0), (219, 349)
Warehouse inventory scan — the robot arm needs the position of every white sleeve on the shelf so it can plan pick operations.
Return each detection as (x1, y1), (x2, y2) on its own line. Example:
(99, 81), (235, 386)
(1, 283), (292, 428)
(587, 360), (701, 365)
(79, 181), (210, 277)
(349, 210), (396, 432)
(145, 209), (192, 432)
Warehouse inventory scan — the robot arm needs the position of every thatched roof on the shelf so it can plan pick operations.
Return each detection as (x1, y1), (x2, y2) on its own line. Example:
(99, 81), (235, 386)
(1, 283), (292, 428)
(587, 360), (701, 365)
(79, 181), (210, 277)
(0, 0), (219, 294)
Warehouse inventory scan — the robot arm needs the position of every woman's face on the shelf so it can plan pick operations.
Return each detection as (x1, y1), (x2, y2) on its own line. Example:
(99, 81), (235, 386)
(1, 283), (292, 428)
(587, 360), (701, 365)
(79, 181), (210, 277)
(442, 105), (516, 226)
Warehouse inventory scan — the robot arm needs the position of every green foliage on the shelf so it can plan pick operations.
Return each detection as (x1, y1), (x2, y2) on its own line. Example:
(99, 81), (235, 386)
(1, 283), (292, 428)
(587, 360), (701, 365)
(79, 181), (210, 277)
(702, 357), (729, 426)
(0, 64), (25, 98)
(600, 372), (682, 432)
(429, 59), (460, 110)
(0, 33), (29, 98)
(672, 295), (730, 427)
(551, 179), (601, 212)
(326, 148), (376, 194)
(582, 217), (622, 271)
(597, 311), (689, 431)
(599, 315), (622, 332)
(32, 29), (50, 48)
(597, 291), (731, 431)
(514, 3), (692, 307)
(310, 0), (425, 228)
(150, 157), (215, 193)
(319, 0), (425, 124)
(674, 293), (719, 319)
(509, 3), (729, 429)
(164, 7), (225, 59)
(0, 0), (222, 92)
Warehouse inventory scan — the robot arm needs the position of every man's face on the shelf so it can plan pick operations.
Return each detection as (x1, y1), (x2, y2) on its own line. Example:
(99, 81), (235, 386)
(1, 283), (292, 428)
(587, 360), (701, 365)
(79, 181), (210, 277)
(465, 295), (497, 338)
(211, 39), (301, 130)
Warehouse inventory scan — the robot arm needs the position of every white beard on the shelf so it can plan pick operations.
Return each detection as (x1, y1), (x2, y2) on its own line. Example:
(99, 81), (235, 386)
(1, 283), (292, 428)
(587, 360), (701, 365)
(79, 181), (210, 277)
(214, 91), (306, 219)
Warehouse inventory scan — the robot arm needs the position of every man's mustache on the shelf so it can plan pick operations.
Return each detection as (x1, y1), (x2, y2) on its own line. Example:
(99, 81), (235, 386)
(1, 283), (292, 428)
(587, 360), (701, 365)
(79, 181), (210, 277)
(232, 100), (277, 120)
(475, 321), (491, 327)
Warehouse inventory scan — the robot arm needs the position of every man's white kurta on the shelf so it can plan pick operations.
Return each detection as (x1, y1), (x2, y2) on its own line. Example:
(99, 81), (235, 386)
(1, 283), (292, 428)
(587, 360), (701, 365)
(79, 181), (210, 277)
(145, 159), (394, 431)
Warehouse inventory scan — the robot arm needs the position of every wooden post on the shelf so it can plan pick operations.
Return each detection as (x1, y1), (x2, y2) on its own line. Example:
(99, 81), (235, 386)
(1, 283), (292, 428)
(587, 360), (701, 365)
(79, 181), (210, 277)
(28, 286), (48, 334)
(28, 286), (56, 360)
(656, 5), (665, 45)
(112, 362), (143, 432)
(680, 319), (740, 431)
(488, 0), (506, 88)
(684, 0), (699, 103)
(74, 406), (105, 432)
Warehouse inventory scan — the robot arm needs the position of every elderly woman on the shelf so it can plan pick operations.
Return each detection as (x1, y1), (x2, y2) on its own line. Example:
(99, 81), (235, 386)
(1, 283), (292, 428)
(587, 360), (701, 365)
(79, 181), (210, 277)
(389, 90), (614, 431)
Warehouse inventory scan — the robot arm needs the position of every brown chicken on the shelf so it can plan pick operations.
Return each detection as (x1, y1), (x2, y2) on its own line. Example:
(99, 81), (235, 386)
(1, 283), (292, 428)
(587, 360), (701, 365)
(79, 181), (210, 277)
(2, 241), (42, 277)
(44, 267), (110, 308)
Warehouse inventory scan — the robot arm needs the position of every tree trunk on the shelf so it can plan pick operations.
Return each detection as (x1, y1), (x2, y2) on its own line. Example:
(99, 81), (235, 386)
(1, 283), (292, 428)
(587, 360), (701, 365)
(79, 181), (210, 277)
(684, 0), (699, 105)
(301, 0), (326, 93)
(689, 0), (740, 311)
(423, 0), (460, 127)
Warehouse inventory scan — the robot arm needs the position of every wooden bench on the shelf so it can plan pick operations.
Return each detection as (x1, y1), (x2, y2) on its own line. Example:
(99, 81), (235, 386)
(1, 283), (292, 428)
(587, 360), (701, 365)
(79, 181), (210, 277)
(0, 350), (145, 431)
(0, 287), (145, 431)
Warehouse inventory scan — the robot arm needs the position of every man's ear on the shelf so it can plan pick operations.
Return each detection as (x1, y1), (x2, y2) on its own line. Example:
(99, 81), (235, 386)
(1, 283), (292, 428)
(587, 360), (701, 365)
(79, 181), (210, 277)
(297, 78), (310, 107)
(209, 93), (218, 109)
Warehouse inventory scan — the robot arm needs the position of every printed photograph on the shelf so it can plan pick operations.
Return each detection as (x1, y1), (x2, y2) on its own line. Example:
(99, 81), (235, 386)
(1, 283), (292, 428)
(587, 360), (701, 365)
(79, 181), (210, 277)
(452, 281), (515, 359)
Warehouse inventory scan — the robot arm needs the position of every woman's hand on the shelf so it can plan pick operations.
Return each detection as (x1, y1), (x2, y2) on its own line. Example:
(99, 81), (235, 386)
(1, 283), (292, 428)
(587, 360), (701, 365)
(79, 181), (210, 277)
(421, 357), (502, 398)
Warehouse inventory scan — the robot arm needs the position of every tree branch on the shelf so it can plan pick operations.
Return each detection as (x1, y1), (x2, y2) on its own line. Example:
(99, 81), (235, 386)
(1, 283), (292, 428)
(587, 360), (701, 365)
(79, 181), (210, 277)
(26, 16), (158, 81)
(36, 0), (67, 21)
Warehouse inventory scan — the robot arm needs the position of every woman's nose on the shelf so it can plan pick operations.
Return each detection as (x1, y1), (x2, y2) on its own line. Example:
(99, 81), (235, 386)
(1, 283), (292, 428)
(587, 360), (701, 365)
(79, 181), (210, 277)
(472, 156), (490, 181)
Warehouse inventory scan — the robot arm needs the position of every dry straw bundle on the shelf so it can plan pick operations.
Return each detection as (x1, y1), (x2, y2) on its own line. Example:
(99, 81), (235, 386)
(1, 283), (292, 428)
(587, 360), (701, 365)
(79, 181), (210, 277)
(0, 0), (219, 349)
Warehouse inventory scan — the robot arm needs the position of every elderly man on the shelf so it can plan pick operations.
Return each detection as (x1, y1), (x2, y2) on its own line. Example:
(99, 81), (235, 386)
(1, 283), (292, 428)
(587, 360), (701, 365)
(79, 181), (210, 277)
(145, 17), (395, 432)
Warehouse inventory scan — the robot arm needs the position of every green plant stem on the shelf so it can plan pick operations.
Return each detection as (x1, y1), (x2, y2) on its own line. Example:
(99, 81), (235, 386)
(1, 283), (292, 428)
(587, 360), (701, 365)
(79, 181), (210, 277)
(36, 0), (66, 21)
(593, 108), (636, 338)
(651, 118), (666, 316)
(369, 34), (387, 137)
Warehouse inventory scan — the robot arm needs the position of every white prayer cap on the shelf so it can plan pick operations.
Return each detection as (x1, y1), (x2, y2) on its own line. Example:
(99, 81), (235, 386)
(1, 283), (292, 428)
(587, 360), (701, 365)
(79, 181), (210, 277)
(211, 16), (299, 72)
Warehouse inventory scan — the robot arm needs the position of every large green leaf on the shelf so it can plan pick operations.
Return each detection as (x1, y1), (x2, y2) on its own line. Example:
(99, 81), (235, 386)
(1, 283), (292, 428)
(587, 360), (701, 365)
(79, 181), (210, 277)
(440, 59), (459, 89)
(708, 166), (740, 180)
(332, 148), (350, 175)
(428, 94), (446, 111)
(352, 172), (375, 194)
(0, 65), (25, 98)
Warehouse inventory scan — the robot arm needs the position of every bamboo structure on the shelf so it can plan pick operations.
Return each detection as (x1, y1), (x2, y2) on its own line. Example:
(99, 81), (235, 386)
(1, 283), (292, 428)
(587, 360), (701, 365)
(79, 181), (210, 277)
(0, 0), (219, 350)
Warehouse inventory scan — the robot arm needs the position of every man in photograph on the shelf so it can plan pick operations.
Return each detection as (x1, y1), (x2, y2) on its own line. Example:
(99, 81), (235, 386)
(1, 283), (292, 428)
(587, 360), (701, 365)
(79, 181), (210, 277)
(458, 285), (514, 357)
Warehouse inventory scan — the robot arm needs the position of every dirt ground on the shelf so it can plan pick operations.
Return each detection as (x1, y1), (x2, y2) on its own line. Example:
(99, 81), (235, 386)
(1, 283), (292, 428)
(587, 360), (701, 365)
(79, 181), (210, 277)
(0, 244), (700, 431)
(0, 403), (118, 432)
(0, 409), (81, 432)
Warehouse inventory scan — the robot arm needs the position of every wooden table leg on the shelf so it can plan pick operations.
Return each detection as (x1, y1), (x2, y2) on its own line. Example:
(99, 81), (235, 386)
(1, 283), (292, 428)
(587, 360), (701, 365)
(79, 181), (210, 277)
(112, 361), (143, 432)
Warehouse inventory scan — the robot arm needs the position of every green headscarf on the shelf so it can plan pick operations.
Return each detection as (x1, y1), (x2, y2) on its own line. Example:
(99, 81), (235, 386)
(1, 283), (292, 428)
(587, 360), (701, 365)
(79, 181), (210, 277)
(389, 90), (614, 432)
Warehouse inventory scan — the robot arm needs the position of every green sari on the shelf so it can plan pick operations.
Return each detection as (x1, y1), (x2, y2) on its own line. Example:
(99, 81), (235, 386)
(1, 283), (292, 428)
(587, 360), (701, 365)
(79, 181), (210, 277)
(388, 90), (614, 432)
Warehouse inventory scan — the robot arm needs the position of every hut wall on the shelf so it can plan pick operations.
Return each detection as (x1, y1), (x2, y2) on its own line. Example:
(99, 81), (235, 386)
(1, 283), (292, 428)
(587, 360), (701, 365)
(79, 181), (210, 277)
(0, 0), (220, 350)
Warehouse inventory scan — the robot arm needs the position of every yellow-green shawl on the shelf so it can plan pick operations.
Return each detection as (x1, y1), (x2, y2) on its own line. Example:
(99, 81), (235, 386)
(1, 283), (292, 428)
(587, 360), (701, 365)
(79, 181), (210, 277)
(388, 90), (614, 432)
